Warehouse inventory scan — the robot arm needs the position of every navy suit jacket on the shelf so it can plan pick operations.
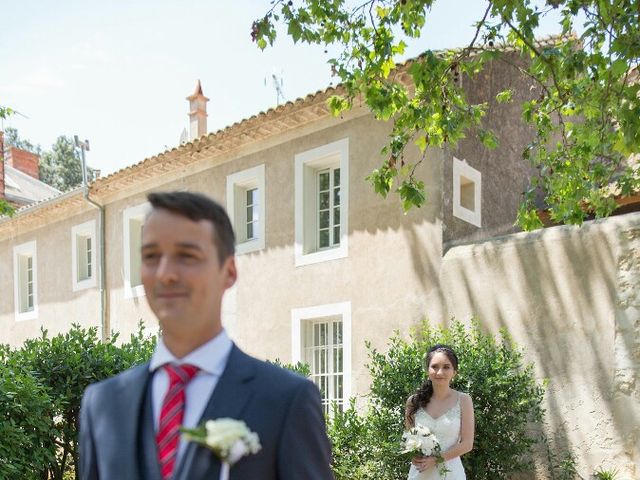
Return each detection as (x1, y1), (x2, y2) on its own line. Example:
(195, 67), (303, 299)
(79, 344), (334, 479)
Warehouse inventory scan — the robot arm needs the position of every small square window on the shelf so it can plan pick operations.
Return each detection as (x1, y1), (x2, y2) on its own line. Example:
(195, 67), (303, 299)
(226, 164), (266, 255)
(459, 176), (475, 211)
(453, 157), (481, 227)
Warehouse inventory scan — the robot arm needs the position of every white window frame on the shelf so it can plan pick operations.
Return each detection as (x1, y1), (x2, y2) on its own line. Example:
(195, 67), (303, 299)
(294, 138), (349, 266)
(291, 301), (352, 412)
(13, 240), (38, 321)
(72, 220), (97, 291)
(453, 156), (482, 227)
(123, 202), (150, 298)
(226, 164), (266, 255)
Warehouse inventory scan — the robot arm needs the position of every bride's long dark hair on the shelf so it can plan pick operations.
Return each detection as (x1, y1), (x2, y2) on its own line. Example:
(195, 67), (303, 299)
(405, 344), (459, 429)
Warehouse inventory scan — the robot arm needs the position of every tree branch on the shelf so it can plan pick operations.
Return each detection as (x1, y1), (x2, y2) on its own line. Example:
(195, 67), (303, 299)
(460, 2), (493, 59)
(501, 14), (567, 103)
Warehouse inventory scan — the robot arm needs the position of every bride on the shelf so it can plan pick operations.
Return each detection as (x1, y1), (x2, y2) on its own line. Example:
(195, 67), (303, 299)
(405, 345), (475, 480)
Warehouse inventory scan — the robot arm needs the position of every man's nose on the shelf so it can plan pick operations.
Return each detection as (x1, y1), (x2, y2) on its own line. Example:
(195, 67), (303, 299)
(156, 256), (179, 283)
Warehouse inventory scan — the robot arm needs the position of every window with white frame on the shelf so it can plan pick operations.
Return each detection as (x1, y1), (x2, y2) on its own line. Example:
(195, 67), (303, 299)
(295, 138), (349, 266)
(453, 157), (482, 227)
(305, 317), (344, 413)
(72, 220), (97, 291)
(292, 302), (351, 415)
(123, 203), (150, 298)
(13, 241), (38, 320)
(226, 164), (265, 255)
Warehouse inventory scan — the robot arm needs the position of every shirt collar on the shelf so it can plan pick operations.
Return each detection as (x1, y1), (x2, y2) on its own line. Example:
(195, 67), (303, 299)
(149, 329), (233, 377)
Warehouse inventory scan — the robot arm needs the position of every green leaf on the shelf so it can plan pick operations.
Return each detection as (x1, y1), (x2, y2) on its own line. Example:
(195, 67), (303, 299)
(478, 129), (498, 149)
(414, 135), (427, 152)
(610, 58), (627, 77)
(327, 95), (349, 116)
(0, 105), (14, 119)
(375, 6), (389, 19)
(381, 58), (395, 78)
(366, 166), (395, 198)
(496, 89), (513, 103)
(398, 180), (426, 213)
(0, 200), (15, 217)
(287, 19), (303, 43)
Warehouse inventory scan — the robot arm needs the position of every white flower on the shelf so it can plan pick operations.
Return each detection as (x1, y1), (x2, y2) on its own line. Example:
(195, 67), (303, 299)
(419, 435), (436, 455)
(401, 425), (441, 457)
(182, 418), (262, 466)
(227, 440), (249, 464)
(403, 437), (422, 452)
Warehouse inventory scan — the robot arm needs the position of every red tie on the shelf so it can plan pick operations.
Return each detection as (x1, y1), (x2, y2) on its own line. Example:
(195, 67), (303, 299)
(156, 364), (199, 480)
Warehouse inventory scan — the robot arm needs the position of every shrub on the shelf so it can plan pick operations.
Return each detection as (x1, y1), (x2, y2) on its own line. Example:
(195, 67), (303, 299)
(328, 319), (545, 480)
(267, 358), (311, 377)
(2, 323), (156, 480)
(0, 365), (55, 479)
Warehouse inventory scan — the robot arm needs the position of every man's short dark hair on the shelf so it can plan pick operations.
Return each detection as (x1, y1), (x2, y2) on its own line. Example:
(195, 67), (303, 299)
(147, 191), (235, 262)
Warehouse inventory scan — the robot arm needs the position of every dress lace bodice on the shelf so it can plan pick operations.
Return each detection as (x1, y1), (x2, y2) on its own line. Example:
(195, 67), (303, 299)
(407, 392), (466, 480)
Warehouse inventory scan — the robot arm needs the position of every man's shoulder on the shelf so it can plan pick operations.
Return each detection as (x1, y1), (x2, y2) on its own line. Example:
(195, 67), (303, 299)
(85, 362), (150, 395)
(233, 347), (311, 390)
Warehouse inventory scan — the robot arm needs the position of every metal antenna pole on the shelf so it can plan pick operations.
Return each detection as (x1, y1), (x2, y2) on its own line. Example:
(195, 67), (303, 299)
(271, 71), (285, 105)
(74, 135), (90, 187)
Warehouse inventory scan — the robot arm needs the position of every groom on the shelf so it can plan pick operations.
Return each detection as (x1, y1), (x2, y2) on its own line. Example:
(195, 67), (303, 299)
(79, 191), (334, 479)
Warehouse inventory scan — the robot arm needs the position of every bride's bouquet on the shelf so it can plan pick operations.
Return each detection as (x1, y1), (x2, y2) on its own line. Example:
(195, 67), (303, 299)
(401, 425), (449, 476)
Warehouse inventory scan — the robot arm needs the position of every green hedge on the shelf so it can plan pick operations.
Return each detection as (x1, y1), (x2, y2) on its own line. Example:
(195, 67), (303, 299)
(0, 362), (55, 479)
(328, 320), (546, 480)
(1, 324), (156, 480)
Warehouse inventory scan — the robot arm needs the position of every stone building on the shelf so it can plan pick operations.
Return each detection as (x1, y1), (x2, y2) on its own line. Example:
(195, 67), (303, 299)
(0, 50), (637, 478)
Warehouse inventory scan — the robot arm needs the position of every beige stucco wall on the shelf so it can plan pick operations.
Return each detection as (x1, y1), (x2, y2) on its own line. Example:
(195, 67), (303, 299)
(0, 207), (102, 346)
(440, 212), (640, 479)
(224, 114), (446, 399)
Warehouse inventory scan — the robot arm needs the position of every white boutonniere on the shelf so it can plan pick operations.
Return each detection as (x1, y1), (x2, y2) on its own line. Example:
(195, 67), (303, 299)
(182, 418), (261, 480)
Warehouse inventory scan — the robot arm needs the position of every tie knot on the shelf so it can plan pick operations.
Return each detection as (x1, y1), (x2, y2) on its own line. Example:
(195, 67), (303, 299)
(164, 363), (199, 386)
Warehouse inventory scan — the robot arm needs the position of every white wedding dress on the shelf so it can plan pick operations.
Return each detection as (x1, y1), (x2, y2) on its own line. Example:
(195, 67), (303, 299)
(407, 393), (466, 480)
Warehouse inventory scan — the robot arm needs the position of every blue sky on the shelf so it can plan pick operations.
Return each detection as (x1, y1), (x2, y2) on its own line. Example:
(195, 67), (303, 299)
(1, 1), (572, 176)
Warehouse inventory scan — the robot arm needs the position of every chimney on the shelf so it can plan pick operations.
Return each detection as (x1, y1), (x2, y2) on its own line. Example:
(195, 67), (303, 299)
(6, 146), (40, 180)
(0, 131), (5, 199)
(186, 80), (209, 141)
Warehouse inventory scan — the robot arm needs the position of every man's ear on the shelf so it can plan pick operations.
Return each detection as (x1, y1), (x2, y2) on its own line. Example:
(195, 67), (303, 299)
(222, 256), (237, 290)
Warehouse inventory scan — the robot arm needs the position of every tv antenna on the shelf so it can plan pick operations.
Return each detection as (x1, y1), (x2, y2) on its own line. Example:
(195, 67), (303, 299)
(264, 68), (285, 106)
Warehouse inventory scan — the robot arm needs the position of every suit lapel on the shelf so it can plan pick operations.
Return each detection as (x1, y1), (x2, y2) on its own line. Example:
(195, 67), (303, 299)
(199, 344), (257, 418)
(111, 363), (151, 479)
(138, 376), (162, 479)
(175, 345), (257, 480)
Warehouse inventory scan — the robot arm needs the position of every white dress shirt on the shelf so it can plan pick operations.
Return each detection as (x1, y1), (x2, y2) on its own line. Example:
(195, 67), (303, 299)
(149, 329), (233, 464)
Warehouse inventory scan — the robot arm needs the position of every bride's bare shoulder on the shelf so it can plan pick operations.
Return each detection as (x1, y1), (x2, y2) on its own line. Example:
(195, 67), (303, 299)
(454, 390), (473, 406)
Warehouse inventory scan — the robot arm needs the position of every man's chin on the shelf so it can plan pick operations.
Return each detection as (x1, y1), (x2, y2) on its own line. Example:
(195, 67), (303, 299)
(154, 309), (187, 327)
